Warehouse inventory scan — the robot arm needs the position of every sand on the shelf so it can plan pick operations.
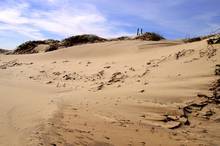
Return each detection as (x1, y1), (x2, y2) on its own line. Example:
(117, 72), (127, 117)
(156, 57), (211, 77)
(0, 40), (220, 146)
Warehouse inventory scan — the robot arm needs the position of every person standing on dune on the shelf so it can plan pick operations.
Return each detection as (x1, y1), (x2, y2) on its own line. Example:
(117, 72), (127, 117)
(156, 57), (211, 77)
(137, 28), (140, 36)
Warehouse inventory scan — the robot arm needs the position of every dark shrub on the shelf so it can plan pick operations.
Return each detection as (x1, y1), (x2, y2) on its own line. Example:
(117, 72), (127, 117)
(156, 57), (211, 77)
(14, 40), (60, 54)
(135, 32), (165, 41)
(183, 37), (201, 43)
(60, 34), (107, 47)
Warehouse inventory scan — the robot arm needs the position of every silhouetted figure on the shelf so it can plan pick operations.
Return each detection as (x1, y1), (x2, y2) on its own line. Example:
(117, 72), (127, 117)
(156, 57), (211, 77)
(141, 28), (143, 35)
(137, 28), (139, 36)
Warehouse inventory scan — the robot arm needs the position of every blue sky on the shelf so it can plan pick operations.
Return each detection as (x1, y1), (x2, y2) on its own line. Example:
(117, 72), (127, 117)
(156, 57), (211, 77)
(0, 0), (219, 49)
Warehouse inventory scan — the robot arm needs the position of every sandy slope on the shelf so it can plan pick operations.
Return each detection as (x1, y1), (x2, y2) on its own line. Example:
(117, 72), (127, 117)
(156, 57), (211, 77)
(0, 40), (219, 146)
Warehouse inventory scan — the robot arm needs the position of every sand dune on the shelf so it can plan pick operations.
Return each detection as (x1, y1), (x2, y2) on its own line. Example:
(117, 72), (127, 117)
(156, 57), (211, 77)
(0, 39), (219, 146)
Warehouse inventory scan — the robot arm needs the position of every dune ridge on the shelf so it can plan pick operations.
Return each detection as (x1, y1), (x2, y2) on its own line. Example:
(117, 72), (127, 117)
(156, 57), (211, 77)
(0, 38), (220, 146)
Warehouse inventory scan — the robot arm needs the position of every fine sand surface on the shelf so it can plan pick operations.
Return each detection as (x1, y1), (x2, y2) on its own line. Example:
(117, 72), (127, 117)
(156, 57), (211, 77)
(0, 40), (220, 146)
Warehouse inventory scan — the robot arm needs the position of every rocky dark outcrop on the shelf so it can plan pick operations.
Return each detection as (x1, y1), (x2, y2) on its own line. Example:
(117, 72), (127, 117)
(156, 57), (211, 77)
(135, 32), (165, 41)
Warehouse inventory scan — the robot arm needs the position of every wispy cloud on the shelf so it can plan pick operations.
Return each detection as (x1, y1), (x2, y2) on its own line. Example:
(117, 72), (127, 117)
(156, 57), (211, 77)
(0, 0), (130, 48)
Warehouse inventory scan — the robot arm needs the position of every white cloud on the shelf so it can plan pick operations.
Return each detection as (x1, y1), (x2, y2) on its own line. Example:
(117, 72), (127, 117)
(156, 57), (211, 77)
(47, 0), (55, 2)
(0, 0), (130, 42)
(0, 23), (45, 39)
(29, 8), (108, 36)
(0, 8), (28, 24)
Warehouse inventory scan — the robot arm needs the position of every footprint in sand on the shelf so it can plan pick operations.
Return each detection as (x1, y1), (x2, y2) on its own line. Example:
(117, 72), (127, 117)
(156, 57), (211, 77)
(139, 89), (145, 93)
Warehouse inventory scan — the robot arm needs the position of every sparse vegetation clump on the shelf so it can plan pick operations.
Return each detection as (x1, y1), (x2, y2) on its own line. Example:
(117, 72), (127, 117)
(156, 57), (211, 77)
(135, 32), (165, 41)
(207, 35), (220, 45)
(0, 48), (9, 54)
(60, 34), (107, 47)
(183, 33), (220, 43)
(109, 36), (131, 41)
(14, 40), (60, 54)
(12, 35), (107, 54)
(183, 37), (201, 43)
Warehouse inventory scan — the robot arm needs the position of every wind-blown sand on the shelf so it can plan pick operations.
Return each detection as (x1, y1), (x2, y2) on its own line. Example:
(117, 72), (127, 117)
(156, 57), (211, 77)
(0, 40), (219, 146)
